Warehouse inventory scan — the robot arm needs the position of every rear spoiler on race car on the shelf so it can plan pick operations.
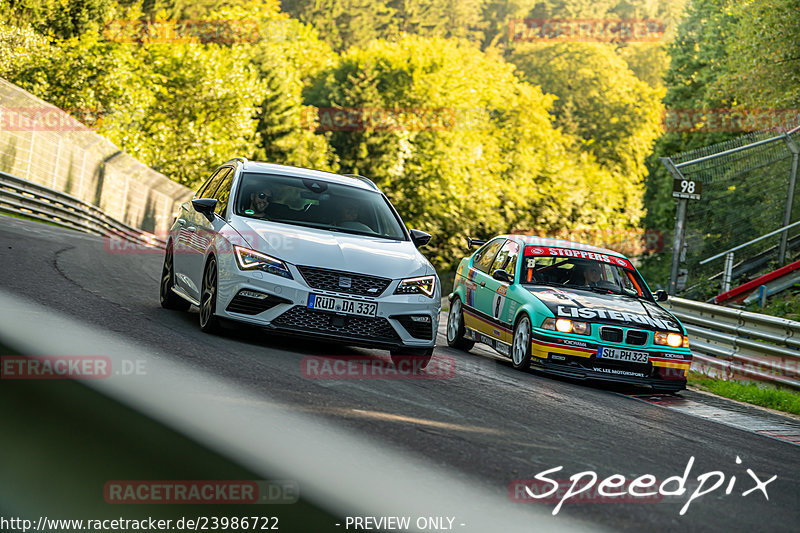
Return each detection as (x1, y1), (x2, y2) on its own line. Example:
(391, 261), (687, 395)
(466, 237), (488, 248)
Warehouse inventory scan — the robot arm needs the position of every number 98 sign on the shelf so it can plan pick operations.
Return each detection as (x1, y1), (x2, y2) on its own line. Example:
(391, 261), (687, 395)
(672, 178), (702, 200)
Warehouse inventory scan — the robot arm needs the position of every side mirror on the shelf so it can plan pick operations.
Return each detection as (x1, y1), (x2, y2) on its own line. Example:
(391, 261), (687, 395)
(192, 198), (217, 223)
(409, 229), (432, 248)
(492, 269), (514, 284)
(653, 290), (668, 302)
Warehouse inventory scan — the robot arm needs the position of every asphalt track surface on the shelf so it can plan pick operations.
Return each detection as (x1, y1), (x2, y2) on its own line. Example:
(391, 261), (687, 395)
(2, 214), (799, 532)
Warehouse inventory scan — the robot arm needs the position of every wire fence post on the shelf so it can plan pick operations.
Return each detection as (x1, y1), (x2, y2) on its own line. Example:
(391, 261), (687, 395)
(779, 133), (800, 264)
(661, 156), (689, 295)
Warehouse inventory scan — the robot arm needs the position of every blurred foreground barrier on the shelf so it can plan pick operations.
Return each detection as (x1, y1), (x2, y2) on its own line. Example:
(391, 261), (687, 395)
(0, 289), (590, 533)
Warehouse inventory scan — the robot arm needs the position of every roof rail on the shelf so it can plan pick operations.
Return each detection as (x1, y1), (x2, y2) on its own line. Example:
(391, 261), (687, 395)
(342, 173), (379, 191)
(226, 156), (248, 167)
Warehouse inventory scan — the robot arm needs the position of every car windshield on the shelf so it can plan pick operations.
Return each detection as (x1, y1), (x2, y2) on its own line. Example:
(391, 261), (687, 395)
(233, 172), (407, 240)
(520, 246), (651, 300)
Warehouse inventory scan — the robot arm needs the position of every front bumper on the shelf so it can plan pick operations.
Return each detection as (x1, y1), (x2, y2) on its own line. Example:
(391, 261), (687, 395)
(215, 260), (440, 349)
(529, 330), (692, 391)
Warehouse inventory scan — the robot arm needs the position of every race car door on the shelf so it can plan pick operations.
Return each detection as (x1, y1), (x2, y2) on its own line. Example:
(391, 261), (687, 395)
(479, 239), (520, 347)
(466, 238), (505, 340)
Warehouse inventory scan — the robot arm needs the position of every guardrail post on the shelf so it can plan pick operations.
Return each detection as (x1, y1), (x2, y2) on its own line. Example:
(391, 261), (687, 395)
(758, 284), (768, 307)
(722, 252), (734, 293)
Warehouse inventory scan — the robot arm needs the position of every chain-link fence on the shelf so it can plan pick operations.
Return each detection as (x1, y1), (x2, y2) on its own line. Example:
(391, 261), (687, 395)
(662, 126), (800, 299)
(0, 78), (192, 233)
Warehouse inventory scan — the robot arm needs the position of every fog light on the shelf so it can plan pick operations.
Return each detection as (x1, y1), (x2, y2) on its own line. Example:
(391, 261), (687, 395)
(239, 290), (268, 299)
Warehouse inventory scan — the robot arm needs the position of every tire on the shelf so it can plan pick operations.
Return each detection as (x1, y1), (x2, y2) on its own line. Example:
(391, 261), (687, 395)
(511, 315), (533, 371)
(390, 347), (433, 370)
(446, 297), (474, 351)
(199, 256), (222, 333)
(160, 243), (190, 311)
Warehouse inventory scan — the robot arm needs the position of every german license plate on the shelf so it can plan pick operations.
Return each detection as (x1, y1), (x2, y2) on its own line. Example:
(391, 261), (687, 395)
(597, 347), (649, 363)
(307, 294), (377, 317)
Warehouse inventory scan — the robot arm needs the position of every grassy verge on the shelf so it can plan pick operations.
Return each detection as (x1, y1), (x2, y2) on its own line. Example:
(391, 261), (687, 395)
(689, 372), (800, 415)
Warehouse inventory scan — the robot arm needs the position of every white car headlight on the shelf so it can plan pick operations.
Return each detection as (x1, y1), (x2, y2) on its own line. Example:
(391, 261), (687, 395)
(394, 275), (436, 298)
(233, 245), (293, 279)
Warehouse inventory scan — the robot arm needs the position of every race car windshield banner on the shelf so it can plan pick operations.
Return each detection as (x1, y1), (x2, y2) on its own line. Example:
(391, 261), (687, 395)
(524, 246), (633, 270)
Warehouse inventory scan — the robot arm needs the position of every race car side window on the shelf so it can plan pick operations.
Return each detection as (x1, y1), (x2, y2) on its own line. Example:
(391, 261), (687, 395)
(490, 240), (520, 279)
(473, 239), (504, 274)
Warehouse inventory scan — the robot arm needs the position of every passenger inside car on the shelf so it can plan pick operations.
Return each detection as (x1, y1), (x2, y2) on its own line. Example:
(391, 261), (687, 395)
(244, 186), (273, 218)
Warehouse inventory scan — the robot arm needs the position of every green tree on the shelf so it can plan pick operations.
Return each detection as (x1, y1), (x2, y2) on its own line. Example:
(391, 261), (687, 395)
(307, 36), (637, 270)
(1, 0), (113, 39)
(717, 0), (800, 110)
(510, 41), (664, 221)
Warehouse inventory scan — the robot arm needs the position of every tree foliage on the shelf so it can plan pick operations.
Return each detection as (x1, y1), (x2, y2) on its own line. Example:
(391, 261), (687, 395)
(306, 36), (640, 268)
(510, 42), (664, 225)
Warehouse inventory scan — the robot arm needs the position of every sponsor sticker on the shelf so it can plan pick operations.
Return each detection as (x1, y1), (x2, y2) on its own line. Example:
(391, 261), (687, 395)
(556, 305), (680, 331)
(524, 246), (633, 269)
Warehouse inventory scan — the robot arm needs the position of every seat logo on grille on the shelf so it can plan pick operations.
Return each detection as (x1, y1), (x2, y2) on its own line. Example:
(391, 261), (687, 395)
(339, 277), (352, 288)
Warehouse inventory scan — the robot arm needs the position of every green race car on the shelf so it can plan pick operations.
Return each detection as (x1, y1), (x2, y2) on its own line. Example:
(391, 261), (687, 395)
(446, 235), (692, 391)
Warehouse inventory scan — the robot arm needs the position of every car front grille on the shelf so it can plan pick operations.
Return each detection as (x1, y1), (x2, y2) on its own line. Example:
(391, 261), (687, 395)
(599, 326), (624, 343)
(600, 326), (650, 346)
(393, 315), (434, 340)
(226, 291), (291, 315)
(297, 266), (392, 297)
(625, 330), (649, 346)
(272, 306), (400, 342)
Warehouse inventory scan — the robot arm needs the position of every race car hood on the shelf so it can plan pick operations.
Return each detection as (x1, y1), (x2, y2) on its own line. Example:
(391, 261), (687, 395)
(526, 286), (682, 333)
(230, 218), (433, 279)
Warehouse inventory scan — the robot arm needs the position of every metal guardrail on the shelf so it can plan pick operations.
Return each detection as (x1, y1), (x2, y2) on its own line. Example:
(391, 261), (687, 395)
(0, 170), (164, 249)
(664, 296), (800, 390)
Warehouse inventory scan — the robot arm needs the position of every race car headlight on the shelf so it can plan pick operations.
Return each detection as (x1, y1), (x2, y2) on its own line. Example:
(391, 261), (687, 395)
(654, 331), (687, 348)
(233, 245), (292, 279)
(541, 317), (590, 335)
(394, 275), (436, 298)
